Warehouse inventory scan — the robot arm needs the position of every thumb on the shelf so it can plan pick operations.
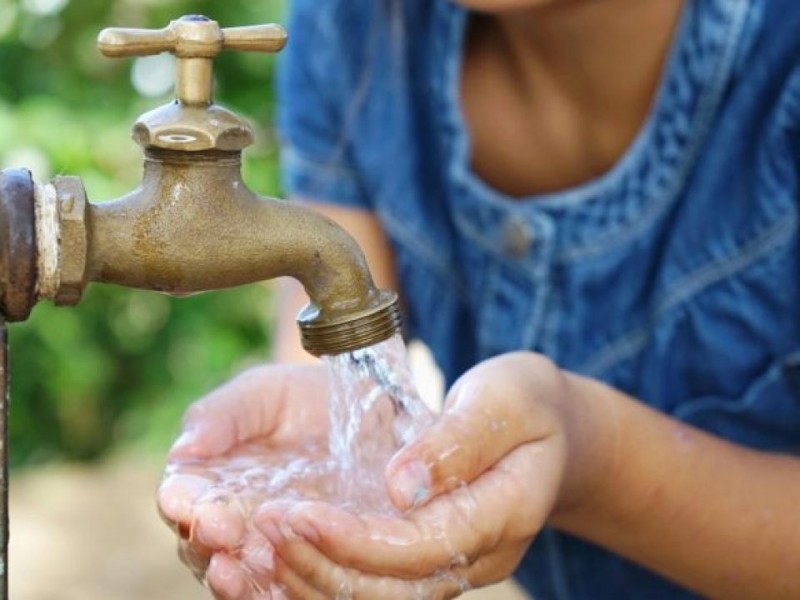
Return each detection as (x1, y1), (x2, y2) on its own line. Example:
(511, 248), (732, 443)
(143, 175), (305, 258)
(385, 368), (539, 511)
(168, 367), (276, 461)
(169, 364), (325, 461)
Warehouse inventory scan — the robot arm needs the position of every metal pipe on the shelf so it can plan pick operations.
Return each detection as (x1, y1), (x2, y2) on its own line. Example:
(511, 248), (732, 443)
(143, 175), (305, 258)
(0, 168), (38, 600)
(0, 317), (7, 600)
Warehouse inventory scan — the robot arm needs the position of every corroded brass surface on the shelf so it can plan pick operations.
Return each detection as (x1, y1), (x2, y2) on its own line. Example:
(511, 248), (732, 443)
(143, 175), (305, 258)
(98, 16), (287, 152)
(90, 17), (398, 354)
(83, 149), (398, 354)
(131, 103), (254, 152)
(98, 19), (287, 60)
(53, 177), (88, 307)
(0, 169), (37, 322)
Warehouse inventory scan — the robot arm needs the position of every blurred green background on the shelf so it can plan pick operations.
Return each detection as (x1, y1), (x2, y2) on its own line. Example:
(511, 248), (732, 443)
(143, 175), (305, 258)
(0, 0), (286, 468)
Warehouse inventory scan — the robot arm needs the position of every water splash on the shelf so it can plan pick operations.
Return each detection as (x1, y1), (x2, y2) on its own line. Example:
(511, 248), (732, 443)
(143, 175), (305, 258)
(168, 335), (434, 515)
(164, 334), (442, 592)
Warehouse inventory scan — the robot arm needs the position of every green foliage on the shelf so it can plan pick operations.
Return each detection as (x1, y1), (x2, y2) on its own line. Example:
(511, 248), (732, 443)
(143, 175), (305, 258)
(0, 0), (287, 467)
(9, 285), (274, 467)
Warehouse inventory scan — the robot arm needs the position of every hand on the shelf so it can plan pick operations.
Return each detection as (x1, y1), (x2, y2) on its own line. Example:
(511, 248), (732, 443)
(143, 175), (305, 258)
(157, 363), (332, 600)
(255, 353), (587, 599)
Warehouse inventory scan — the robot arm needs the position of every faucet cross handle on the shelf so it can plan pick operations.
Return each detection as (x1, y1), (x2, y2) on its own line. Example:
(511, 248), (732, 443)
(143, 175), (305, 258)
(98, 15), (287, 106)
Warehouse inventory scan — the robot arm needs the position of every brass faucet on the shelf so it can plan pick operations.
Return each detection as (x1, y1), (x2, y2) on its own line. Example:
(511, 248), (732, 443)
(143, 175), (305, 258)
(0, 15), (400, 356)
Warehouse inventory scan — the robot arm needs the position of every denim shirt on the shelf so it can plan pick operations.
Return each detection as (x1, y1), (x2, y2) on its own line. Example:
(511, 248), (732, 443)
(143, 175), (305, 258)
(277, 0), (800, 598)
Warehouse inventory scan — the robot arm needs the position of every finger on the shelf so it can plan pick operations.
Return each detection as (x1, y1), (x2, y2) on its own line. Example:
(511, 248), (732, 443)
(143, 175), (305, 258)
(404, 540), (529, 599)
(238, 531), (276, 578)
(268, 584), (290, 600)
(277, 442), (557, 579)
(206, 553), (250, 600)
(263, 502), (447, 578)
(460, 538), (530, 589)
(272, 556), (329, 600)
(169, 364), (327, 461)
(257, 505), (352, 597)
(191, 498), (247, 551)
(266, 524), (448, 600)
(386, 353), (560, 510)
(208, 554), (278, 600)
(177, 537), (212, 582)
(157, 473), (215, 528)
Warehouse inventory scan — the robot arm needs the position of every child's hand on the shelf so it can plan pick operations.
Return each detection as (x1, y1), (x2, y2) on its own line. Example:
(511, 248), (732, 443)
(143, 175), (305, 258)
(255, 353), (589, 599)
(157, 363), (331, 599)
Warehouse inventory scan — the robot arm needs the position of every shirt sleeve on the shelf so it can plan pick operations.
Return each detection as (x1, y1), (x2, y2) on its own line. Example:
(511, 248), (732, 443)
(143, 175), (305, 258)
(276, 0), (372, 210)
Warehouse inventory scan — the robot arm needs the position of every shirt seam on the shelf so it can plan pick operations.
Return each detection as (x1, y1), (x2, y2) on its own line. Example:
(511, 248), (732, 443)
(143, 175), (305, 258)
(579, 209), (798, 377)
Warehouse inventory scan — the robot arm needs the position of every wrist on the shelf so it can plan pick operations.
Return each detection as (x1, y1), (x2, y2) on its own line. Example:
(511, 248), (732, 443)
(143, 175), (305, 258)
(548, 371), (622, 527)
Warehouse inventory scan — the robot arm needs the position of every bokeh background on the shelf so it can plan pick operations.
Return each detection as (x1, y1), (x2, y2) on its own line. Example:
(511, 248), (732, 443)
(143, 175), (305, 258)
(2, 0), (282, 469)
(0, 0), (527, 598)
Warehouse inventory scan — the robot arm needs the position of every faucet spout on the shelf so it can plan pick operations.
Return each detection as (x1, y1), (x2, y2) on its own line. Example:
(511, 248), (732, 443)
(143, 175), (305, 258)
(88, 150), (372, 308)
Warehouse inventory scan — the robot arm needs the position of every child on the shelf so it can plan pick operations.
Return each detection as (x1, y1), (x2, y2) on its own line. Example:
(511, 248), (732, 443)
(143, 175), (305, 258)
(159, 0), (800, 597)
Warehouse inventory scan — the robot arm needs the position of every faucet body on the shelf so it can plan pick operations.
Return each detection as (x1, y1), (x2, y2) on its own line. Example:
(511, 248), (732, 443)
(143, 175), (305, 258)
(16, 145), (399, 356)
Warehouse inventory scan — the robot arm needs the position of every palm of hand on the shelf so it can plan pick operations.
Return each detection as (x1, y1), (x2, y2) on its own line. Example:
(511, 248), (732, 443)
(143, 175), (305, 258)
(157, 365), (335, 597)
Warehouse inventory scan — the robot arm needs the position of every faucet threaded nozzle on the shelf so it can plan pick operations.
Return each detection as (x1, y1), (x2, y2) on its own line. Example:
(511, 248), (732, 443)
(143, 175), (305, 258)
(298, 291), (402, 356)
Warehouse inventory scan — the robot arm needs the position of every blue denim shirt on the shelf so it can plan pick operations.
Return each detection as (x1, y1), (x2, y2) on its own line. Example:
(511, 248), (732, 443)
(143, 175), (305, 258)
(277, 0), (800, 597)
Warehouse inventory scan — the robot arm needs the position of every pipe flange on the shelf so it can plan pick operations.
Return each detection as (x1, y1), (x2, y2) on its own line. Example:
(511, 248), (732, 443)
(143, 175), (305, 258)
(0, 169), (37, 322)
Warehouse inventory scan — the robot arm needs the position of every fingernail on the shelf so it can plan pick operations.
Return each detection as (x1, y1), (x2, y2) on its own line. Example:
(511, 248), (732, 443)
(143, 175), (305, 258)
(156, 474), (210, 523)
(169, 430), (197, 454)
(392, 461), (431, 509)
(177, 522), (191, 540)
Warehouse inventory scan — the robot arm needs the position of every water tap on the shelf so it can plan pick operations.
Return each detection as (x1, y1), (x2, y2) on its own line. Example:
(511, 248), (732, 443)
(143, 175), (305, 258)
(0, 15), (400, 356)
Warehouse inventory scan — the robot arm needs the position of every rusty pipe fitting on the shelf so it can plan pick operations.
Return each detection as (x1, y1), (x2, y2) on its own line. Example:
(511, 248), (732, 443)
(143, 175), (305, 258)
(31, 177), (89, 307)
(0, 169), (37, 322)
(51, 177), (89, 307)
(0, 169), (90, 322)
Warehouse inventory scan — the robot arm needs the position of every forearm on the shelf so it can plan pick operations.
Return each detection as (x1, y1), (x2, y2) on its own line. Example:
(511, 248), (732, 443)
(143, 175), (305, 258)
(552, 373), (800, 598)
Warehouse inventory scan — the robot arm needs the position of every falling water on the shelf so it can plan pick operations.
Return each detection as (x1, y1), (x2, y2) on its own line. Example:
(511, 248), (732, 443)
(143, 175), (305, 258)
(325, 333), (436, 511)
